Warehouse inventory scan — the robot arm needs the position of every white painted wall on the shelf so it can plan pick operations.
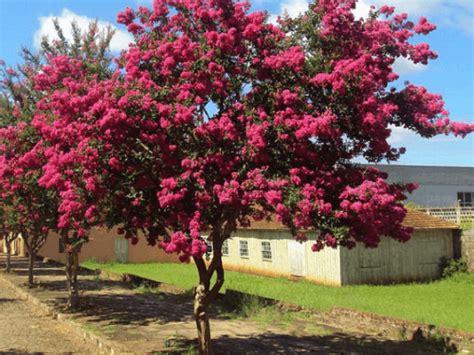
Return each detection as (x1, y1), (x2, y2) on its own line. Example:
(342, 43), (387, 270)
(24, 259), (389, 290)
(221, 230), (342, 286)
(340, 229), (453, 285)
(221, 228), (453, 286)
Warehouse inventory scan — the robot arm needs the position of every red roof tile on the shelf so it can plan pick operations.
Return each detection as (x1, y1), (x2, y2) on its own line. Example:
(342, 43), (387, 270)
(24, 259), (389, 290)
(238, 209), (459, 231)
(401, 209), (459, 230)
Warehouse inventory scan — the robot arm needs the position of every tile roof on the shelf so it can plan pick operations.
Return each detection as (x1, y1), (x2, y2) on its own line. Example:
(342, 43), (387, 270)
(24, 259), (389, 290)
(238, 209), (459, 231)
(401, 209), (459, 230)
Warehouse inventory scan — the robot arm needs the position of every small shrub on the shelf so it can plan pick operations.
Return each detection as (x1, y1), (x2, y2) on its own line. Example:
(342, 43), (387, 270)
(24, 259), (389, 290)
(461, 220), (473, 232)
(405, 202), (423, 209)
(440, 258), (468, 278)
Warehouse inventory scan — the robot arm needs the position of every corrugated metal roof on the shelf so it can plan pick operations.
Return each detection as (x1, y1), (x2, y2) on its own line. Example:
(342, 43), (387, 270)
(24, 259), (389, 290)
(238, 209), (459, 231)
(370, 164), (474, 186)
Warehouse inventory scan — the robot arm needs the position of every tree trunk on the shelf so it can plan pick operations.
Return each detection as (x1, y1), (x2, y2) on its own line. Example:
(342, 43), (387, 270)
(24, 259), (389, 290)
(194, 284), (212, 355)
(65, 250), (79, 309)
(193, 247), (225, 355)
(5, 242), (11, 273)
(27, 250), (35, 287)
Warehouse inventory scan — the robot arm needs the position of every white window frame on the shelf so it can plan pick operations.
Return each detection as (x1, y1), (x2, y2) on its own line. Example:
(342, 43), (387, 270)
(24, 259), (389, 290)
(222, 239), (229, 256)
(261, 241), (272, 261)
(239, 239), (249, 258)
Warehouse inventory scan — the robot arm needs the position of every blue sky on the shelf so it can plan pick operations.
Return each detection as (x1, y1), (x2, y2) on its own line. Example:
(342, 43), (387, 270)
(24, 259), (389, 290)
(0, 0), (473, 167)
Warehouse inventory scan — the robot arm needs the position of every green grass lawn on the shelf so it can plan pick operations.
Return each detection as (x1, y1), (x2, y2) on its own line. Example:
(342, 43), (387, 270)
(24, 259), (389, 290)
(82, 260), (474, 333)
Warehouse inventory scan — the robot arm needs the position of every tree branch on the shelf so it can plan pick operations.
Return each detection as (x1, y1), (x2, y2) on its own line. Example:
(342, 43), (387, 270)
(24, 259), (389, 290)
(206, 256), (224, 304)
(193, 255), (210, 290)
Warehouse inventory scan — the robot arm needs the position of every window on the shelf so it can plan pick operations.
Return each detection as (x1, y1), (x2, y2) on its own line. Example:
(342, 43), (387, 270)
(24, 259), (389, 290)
(458, 192), (473, 207)
(261, 241), (272, 261)
(222, 240), (229, 256)
(239, 240), (249, 258)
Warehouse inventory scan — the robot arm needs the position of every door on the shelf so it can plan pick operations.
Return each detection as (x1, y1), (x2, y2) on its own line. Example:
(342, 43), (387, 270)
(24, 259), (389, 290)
(288, 240), (306, 276)
(115, 238), (129, 263)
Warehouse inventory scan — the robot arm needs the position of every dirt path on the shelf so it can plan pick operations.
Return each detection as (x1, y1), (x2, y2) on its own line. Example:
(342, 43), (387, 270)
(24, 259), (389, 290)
(0, 279), (96, 353)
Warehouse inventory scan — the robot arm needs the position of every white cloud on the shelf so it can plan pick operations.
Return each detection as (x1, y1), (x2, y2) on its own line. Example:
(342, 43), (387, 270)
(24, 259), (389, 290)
(355, 0), (474, 37)
(269, 0), (473, 38)
(353, 0), (372, 20)
(355, 0), (443, 17)
(392, 57), (427, 76)
(388, 125), (417, 145)
(279, 0), (309, 18)
(269, 0), (310, 25)
(34, 8), (133, 52)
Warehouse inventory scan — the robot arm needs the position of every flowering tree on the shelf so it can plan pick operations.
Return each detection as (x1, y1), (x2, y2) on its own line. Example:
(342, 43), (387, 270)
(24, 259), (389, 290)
(32, 22), (119, 308)
(0, 21), (115, 297)
(0, 85), (16, 274)
(32, 21), (115, 307)
(0, 198), (16, 273)
(0, 60), (57, 285)
(33, 0), (473, 353)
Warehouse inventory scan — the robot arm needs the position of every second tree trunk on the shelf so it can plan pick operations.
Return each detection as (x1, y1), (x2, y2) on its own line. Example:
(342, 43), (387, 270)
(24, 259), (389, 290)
(5, 243), (11, 273)
(65, 250), (79, 309)
(27, 251), (35, 287)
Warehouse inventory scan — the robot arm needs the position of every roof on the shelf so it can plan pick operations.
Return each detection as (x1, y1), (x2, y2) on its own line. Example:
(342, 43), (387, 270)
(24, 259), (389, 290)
(401, 209), (459, 230)
(368, 164), (474, 186)
(238, 209), (459, 232)
(239, 217), (287, 231)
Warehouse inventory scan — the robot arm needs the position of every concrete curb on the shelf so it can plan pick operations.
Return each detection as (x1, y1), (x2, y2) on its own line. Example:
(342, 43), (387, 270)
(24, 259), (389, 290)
(0, 272), (130, 355)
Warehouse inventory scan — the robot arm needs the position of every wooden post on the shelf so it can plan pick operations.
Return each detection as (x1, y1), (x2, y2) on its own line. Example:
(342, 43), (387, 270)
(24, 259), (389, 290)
(456, 200), (461, 224)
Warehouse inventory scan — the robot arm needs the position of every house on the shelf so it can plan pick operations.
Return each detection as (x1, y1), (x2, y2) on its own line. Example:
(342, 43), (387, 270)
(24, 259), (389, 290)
(37, 227), (178, 264)
(218, 210), (460, 286)
(34, 210), (460, 286)
(373, 164), (474, 207)
(0, 234), (26, 257)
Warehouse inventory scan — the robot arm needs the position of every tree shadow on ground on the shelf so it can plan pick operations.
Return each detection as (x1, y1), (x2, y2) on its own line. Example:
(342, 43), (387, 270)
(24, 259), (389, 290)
(34, 277), (128, 293)
(0, 297), (17, 303)
(41, 281), (193, 325)
(0, 350), (44, 354)
(12, 267), (66, 277)
(210, 331), (457, 354)
(0, 255), (96, 277)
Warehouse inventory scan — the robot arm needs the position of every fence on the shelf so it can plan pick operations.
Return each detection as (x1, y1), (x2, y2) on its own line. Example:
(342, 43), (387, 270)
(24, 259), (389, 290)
(417, 205), (474, 224)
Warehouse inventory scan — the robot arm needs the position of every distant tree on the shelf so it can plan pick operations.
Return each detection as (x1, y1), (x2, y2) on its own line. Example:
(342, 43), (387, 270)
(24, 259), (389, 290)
(0, 20), (115, 298)
(0, 75), (15, 274)
(0, 53), (60, 286)
(0, 234), (17, 273)
(31, 20), (116, 307)
(0, 201), (16, 273)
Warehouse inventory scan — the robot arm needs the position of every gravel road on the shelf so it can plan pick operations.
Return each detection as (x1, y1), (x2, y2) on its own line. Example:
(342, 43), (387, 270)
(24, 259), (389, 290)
(0, 280), (96, 353)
